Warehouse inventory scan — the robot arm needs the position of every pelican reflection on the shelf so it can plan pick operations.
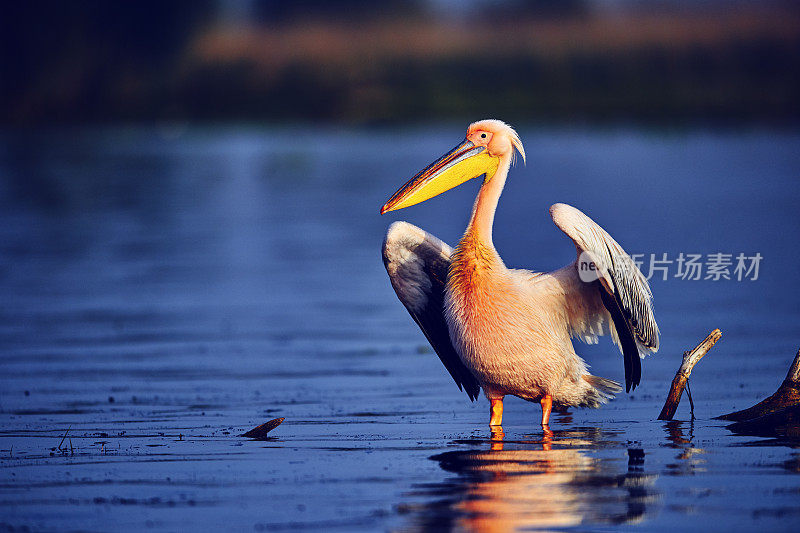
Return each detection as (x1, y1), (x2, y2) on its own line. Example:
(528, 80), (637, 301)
(405, 427), (659, 532)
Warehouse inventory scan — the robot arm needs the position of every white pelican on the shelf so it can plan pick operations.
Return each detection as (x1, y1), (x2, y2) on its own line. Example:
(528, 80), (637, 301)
(381, 119), (659, 428)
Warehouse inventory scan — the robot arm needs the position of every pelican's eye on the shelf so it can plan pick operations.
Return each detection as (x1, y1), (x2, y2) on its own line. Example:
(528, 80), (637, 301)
(469, 130), (492, 145)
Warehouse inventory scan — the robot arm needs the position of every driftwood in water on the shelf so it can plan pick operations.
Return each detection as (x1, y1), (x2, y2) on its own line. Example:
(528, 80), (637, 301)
(241, 417), (285, 439)
(726, 405), (800, 438)
(657, 329), (722, 421)
(716, 349), (800, 422)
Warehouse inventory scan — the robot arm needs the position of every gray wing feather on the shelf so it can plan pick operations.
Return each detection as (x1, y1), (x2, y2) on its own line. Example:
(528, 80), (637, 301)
(382, 221), (480, 401)
(550, 203), (659, 391)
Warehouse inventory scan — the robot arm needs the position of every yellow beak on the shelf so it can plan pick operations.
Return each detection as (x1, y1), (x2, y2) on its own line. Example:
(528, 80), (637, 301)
(380, 140), (500, 214)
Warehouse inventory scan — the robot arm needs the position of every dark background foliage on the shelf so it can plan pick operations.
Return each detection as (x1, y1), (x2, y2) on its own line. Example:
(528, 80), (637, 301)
(3, 0), (799, 125)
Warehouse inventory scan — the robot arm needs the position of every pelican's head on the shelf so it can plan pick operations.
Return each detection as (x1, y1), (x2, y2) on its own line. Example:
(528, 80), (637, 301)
(380, 119), (525, 214)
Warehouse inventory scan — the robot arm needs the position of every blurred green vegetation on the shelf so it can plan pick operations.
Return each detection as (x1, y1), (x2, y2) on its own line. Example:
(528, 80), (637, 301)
(3, 1), (799, 125)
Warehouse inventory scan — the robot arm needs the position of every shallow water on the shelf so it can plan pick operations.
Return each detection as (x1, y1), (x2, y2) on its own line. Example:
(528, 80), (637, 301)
(0, 125), (799, 532)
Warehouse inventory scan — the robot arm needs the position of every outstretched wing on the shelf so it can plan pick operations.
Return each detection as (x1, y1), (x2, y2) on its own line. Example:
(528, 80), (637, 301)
(550, 203), (659, 393)
(382, 221), (480, 401)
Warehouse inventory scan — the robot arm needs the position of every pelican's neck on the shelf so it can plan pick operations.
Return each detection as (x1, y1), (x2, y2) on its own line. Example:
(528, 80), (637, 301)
(465, 155), (512, 247)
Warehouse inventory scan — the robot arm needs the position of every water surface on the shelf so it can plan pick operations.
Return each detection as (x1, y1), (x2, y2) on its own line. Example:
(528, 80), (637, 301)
(0, 126), (799, 531)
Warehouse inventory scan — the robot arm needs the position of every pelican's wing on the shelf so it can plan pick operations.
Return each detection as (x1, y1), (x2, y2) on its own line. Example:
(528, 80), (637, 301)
(382, 221), (480, 401)
(550, 203), (659, 392)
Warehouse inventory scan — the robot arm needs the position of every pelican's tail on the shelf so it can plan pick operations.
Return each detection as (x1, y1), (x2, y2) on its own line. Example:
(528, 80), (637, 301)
(580, 375), (622, 408)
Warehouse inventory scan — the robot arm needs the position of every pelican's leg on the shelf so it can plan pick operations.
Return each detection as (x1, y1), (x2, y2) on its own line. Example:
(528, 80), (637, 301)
(540, 395), (553, 427)
(489, 398), (504, 427)
(490, 427), (505, 450)
(541, 426), (553, 452)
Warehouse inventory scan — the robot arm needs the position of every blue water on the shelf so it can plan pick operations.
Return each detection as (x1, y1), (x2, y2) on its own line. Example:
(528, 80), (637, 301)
(0, 125), (798, 531)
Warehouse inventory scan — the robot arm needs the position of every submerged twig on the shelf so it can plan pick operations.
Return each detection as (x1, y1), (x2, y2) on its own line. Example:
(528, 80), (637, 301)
(657, 329), (722, 421)
(717, 348), (800, 422)
(57, 426), (71, 451)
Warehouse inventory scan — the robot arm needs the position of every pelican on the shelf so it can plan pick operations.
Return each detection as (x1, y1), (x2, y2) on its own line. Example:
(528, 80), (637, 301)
(380, 119), (659, 428)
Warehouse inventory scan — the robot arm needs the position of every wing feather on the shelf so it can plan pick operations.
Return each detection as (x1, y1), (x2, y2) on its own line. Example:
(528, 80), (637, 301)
(550, 203), (659, 392)
(382, 221), (480, 401)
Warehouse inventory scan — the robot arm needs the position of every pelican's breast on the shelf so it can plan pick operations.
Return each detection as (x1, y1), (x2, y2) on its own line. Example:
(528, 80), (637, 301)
(444, 235), (525, 390)
(445, 232), (506, 329)
(444, 233), (579, 399)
